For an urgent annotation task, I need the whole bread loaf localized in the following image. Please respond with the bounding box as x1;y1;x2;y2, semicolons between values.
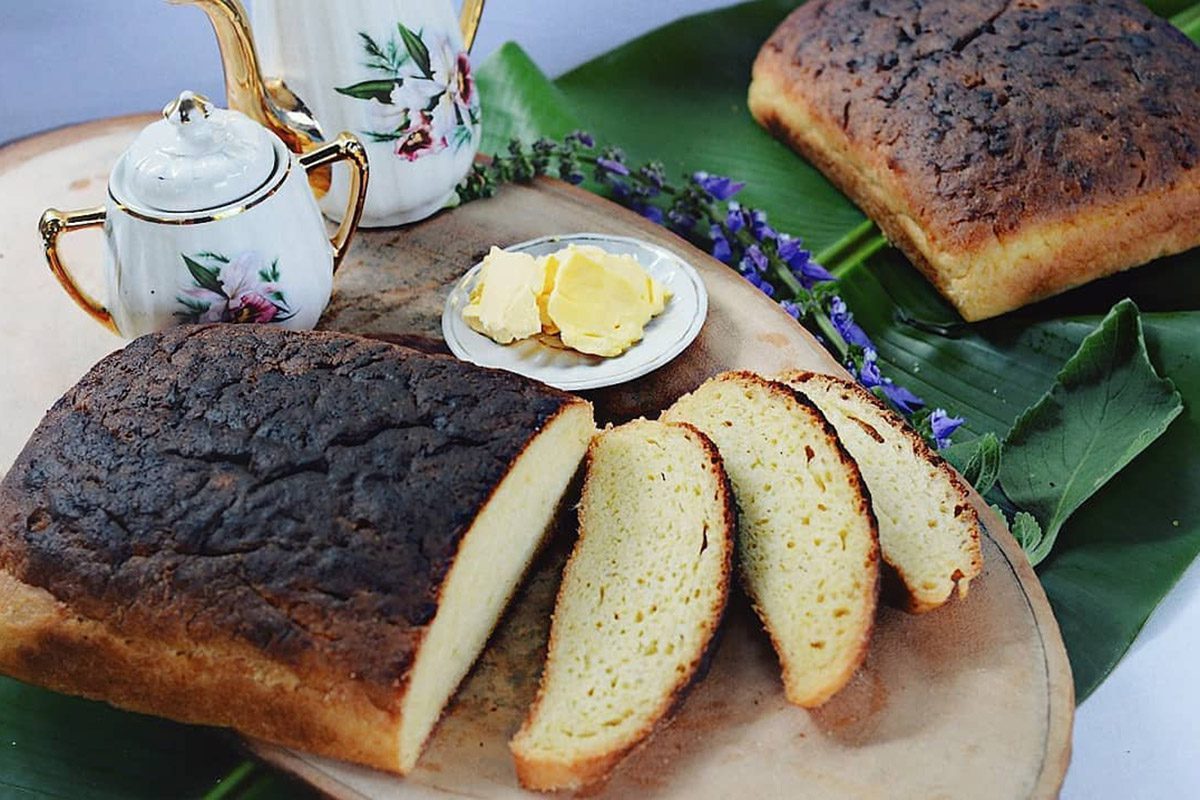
750;0;1200;320
0;325;595;774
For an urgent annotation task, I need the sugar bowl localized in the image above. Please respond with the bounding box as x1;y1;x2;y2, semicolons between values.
39;90;369;337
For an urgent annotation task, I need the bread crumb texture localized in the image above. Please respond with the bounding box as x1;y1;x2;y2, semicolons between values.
663;372;879;707
780;372;983;613
512;419;733;792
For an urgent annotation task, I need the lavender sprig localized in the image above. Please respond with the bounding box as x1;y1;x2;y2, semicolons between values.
458;133;965;449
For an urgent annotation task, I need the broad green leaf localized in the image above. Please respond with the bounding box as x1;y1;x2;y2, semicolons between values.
1172;3;1200;38
182;254;225;297
836;251;1200;697
334;79;400;103
1000;300;1184;565
943;432;1001;495
1149;0;1200;16
398;23;432;79
476;43;583;154
0;677;241;798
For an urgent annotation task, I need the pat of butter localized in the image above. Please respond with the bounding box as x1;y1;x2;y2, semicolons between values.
537;252;561;335
462;247;546;344
546;245;671;357
462;243;671;358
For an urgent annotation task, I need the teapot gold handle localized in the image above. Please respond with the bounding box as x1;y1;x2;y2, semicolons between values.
460;0;487;52
299;133;370;274
39;207;119;335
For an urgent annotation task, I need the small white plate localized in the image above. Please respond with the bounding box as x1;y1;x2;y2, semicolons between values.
442;233;708;391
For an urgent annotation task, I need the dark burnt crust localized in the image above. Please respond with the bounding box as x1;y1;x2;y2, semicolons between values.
784;370;984;612
513;419;735;792
0;325;579;692
757;0;1200;248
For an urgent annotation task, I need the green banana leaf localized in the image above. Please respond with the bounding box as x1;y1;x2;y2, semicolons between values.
3;2;1199;797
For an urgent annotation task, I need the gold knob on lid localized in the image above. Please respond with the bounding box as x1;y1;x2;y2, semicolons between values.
163;90;214;126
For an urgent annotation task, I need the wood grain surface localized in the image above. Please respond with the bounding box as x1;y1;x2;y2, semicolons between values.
0;117;1072;799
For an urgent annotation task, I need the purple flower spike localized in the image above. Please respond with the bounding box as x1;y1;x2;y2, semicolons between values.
710;224;733;264
636;203;664;225
596;157;630;176
693;171;746;201
929;408;965;449
750;209;776;241
740;243;769;276
779;236;835;286
799;259;835;286
829;297;873;349
668;208;697;234
569;131;595;148
725;202;746;234
744;271;775;297
858;349;883;387
777;234;802;261
780;300;802;320
882;382;925;415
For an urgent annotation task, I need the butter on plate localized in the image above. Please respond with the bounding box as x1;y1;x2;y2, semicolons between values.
462;248;547;344
464;244;671;358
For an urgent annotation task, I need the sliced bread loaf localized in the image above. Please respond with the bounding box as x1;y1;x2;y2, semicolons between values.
662;372;879;707
511;419;735;792
0;326;596;774
779;371;983;613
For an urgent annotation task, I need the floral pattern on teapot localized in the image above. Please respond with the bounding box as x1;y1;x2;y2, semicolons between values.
175;250;296;324
335;23;479;162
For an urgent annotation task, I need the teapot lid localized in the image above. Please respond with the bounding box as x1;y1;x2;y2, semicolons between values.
114;91;279;213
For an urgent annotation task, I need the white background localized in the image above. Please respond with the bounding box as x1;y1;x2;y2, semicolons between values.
2;2;1198;797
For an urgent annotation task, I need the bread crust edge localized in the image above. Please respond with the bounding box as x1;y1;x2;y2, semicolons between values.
781;371;985;614
0;569;405;771
713;372;880;708
509;419;736;794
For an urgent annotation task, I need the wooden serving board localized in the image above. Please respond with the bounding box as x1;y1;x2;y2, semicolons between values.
0;118;1073;799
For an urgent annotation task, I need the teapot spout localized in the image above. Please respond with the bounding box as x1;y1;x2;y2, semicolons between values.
169;0;324;158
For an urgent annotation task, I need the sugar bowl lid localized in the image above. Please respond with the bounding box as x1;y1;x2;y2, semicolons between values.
113;91;280;214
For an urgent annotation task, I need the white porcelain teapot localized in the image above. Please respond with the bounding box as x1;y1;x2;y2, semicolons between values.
174;0;486;228
39;91;368;338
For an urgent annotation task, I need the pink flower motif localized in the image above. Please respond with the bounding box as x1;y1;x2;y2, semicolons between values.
226;291;279;323
394;111;448;161
177;250;292;325
455;52;475;108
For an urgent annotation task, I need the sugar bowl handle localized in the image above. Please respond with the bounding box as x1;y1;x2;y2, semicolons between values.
299;133;369;273
39;207;119;334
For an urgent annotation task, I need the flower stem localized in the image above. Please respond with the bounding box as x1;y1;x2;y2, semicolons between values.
202;760;259;800
814;218;887;276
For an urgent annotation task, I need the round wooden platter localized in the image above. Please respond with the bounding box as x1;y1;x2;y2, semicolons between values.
0;118;1072;799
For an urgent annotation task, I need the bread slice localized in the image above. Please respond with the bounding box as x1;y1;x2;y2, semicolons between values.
749;0;1200;321
511;420;735;792
778;372;983;613
662;372;878;707
0;325;596;775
